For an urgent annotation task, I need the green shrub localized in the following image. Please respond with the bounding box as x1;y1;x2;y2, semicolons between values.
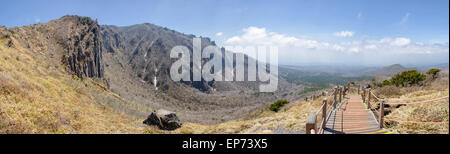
390;70;426;87
79;17;93;25
426;68;440;78
269;100;289;112
377;80;392;87
3;33;9;39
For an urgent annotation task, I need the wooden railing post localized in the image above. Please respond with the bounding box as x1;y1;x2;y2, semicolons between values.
322;98;327;129
362;89;366;104
367;88;371;109
360;89;363;101
333;87;338;108
339;87;342;104
379;99;385;128
343;86;347;96
306;114;317;134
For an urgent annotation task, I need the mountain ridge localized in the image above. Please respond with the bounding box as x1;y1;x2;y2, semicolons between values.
100;21;304;123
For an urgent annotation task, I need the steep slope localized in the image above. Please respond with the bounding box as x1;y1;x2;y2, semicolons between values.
0;16;144;133
100;24;304;124
10;15;104;78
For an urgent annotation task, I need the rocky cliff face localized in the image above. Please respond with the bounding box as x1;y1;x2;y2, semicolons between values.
9;15;104;78
56;16;104;78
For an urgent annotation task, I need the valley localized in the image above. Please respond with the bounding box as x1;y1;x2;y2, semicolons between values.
1;15;448;134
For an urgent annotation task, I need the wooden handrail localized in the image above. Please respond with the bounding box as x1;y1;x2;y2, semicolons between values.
361;88;383;128
305;114;317;134
306;88;338;134
315;102;326;115
367;88;371;109
361;87;449;129
320;98;327;133
370;91;381;101
307;98;328;134
379;99;385;128
333;87;338;108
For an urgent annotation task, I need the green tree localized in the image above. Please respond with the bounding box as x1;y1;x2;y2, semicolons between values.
426;68;440;79
377;80;392;87
269;100;289;112
390;70;426;87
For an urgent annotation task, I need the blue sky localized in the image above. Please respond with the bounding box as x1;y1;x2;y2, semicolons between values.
1;0;448;66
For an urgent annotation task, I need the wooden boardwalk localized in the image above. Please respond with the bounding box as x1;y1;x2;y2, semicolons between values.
322;94;395;134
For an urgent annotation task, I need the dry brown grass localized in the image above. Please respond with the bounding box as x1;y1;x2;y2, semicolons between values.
370;73;449;134
374;85;402;98
1;36;144;134
384;89;449;134
143;95;330;134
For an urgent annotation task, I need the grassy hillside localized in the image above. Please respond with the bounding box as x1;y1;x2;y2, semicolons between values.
368;70;449;134
382;89;449;134
0;32;145;134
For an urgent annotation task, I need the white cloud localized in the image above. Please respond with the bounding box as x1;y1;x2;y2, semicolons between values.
333;31;354;37
225;26;323;48
364;44;377;49
215;32;223;36
332;44;345;51
375;37;411;46
379;37;392;44
226;36;241;43
222;26;449;65
391;37;411;46
349;47;360;53
241;27;268;41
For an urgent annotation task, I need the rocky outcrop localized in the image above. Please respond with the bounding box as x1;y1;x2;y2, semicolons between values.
56;16;104;78
4;15;104;79
7;39;13;47
143;109;182;130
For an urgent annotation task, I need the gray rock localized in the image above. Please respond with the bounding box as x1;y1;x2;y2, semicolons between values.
57;15;104;78
7;39;13;47
143;109;182;130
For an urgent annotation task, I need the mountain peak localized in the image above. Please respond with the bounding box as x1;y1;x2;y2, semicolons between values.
58;15;97;25
387;64;406;69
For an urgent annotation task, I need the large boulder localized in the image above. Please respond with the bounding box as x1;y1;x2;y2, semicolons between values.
143;109;182;130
